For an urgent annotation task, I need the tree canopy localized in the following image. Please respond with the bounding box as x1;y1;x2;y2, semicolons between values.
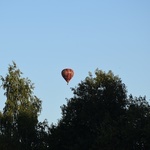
0;62;48;150
0;63;150;150
49;69;150;150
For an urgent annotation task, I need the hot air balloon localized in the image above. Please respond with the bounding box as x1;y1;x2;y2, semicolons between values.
61;68;74;84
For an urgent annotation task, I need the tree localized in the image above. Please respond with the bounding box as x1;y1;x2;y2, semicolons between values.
0;62;42;149
1;63;150;149
49;69;128;149
122;95;150;149
49;69;150;150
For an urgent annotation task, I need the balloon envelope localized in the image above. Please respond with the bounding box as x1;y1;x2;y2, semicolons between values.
61;68;74;84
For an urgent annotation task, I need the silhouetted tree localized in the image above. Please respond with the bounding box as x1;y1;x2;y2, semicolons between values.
49;69;150;150
1;63;150;150
121;95;150;150
49;69;127;149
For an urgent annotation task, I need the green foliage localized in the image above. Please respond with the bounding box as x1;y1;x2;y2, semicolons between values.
1;63;150;149
0;62;44;149
1;62;41;117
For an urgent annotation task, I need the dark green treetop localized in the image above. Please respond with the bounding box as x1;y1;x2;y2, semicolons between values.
49;69;127;149
49;69;150;150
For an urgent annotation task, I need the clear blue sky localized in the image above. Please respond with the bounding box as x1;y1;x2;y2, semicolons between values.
0;0;150;124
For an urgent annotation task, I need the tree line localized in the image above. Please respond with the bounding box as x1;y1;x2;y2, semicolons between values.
0;62;150;150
